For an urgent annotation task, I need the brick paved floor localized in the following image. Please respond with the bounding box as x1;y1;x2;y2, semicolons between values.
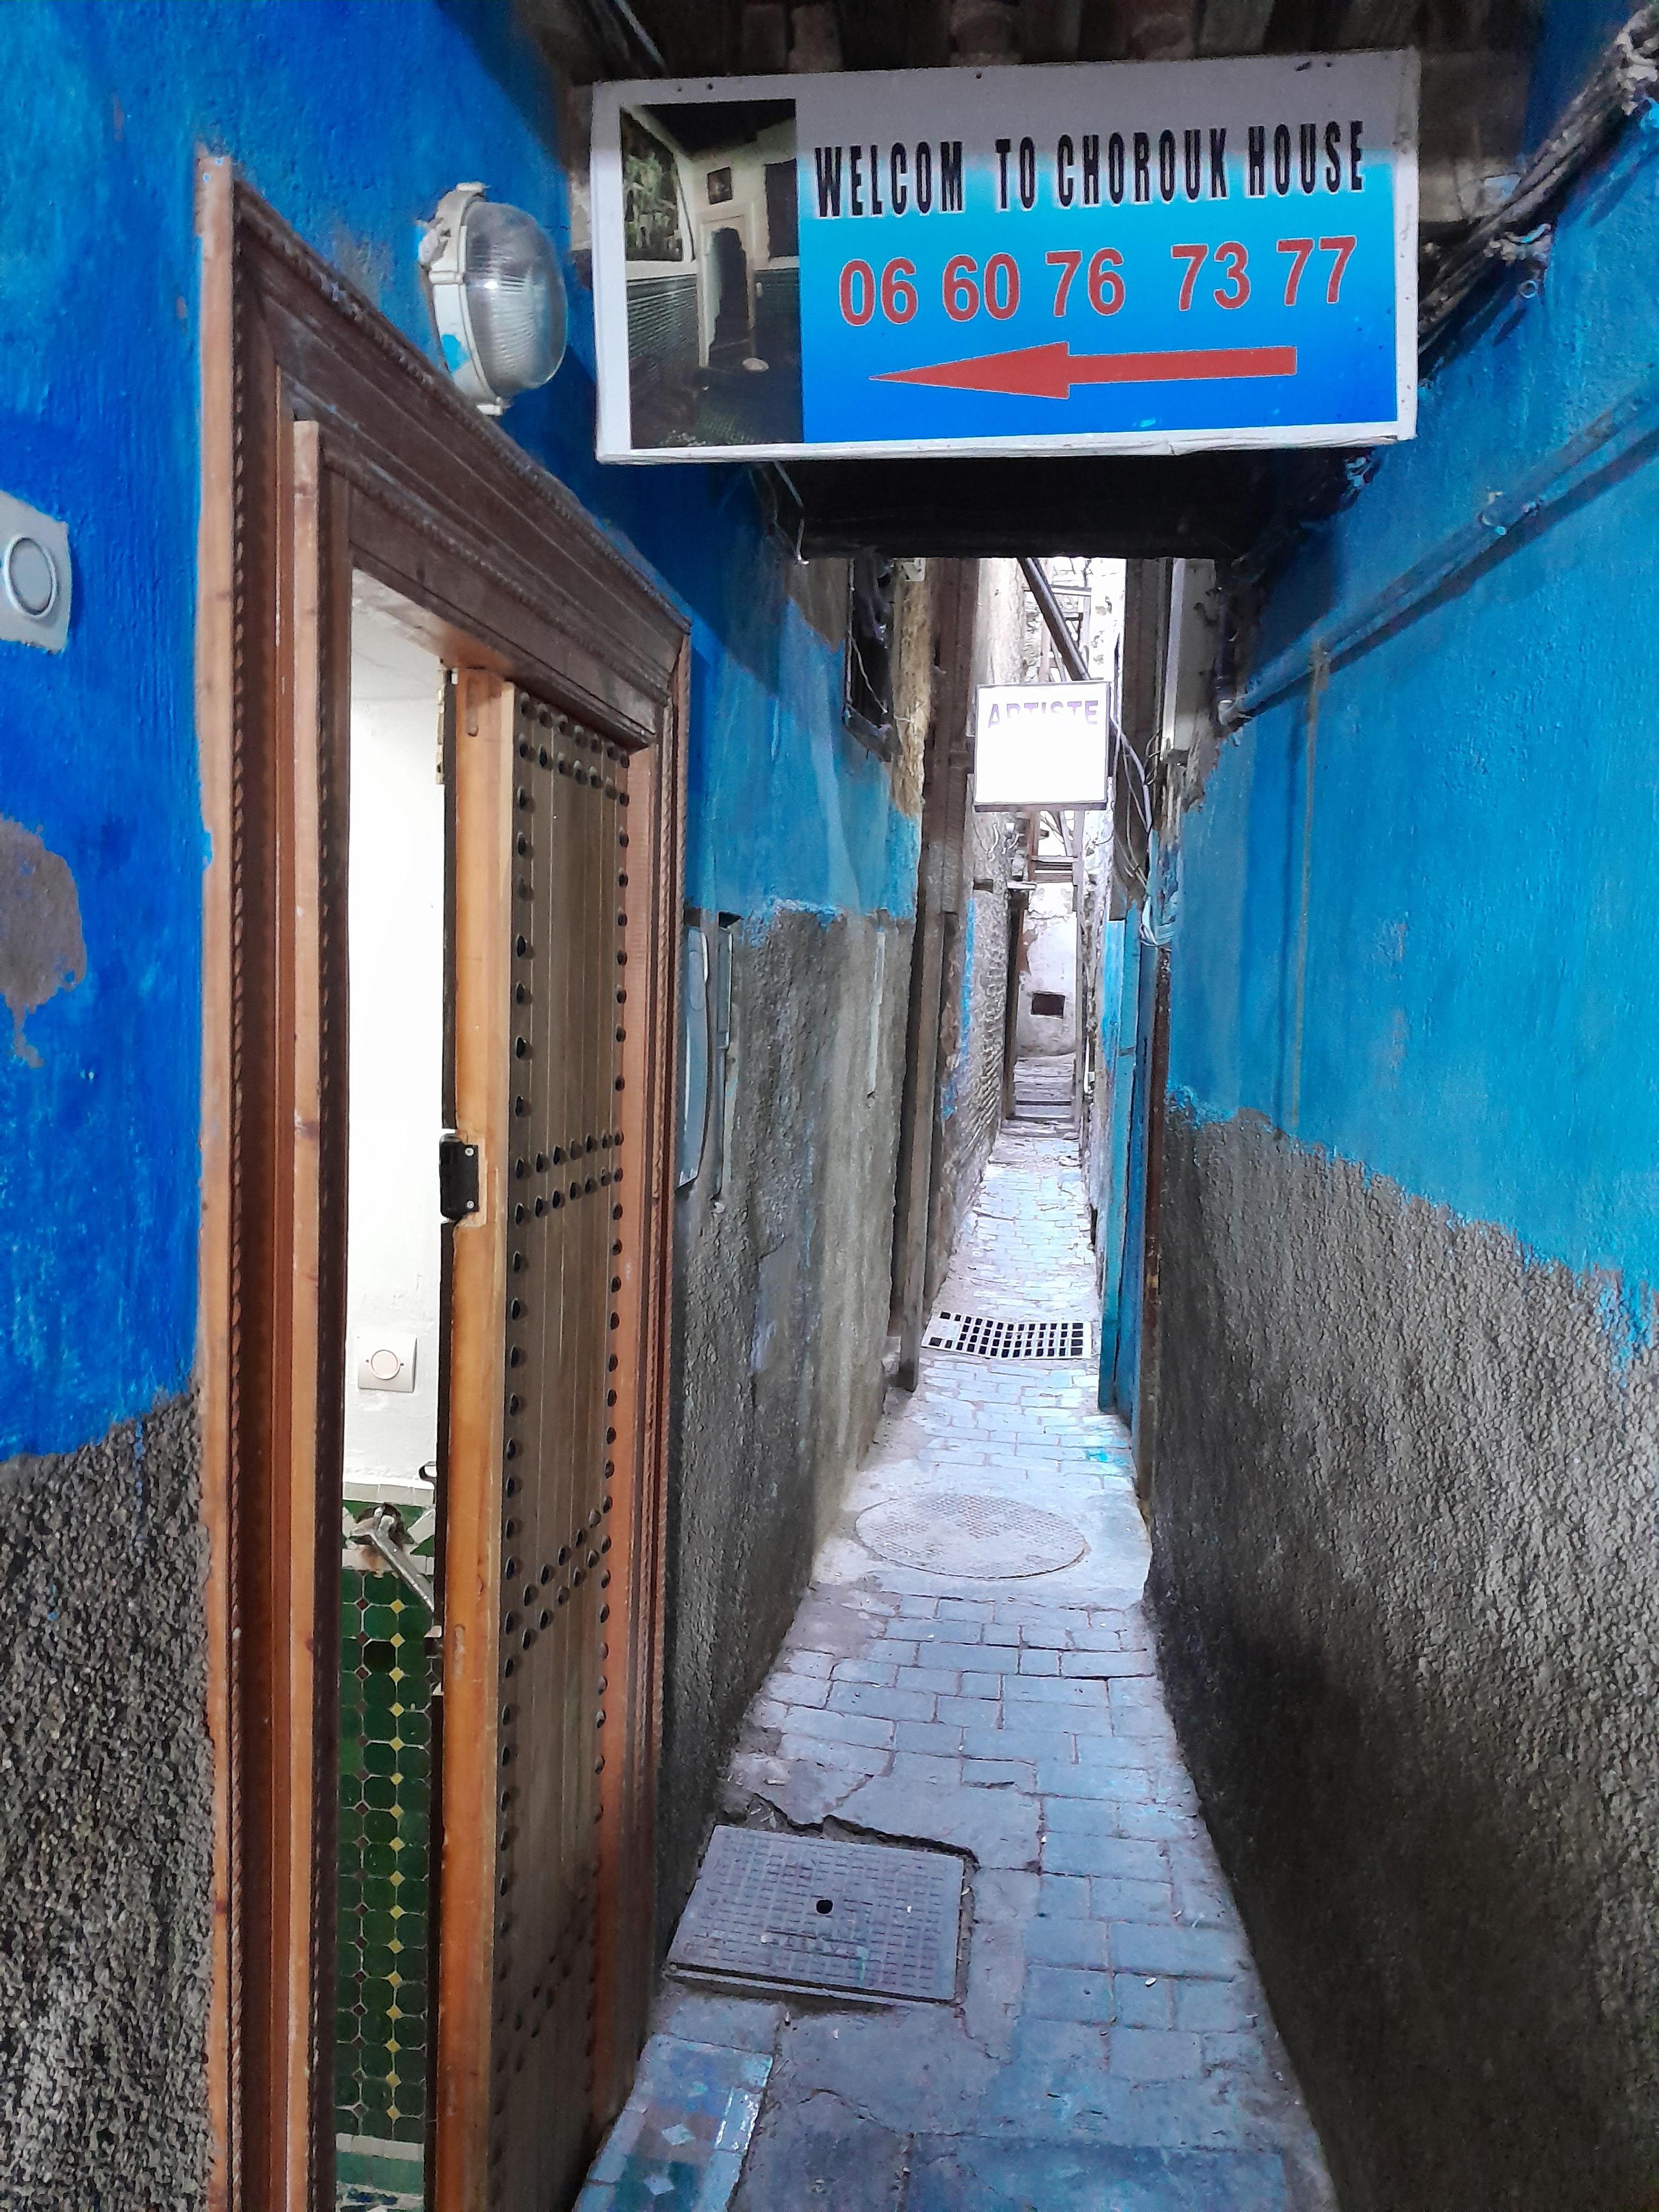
581;1127;1333;2212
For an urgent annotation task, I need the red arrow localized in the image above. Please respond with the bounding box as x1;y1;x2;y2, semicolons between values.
873;339;1297;399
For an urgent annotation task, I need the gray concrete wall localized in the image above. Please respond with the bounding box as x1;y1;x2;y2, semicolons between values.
660;909;913;1930
0;1393;213;2206
930;812;1017;1304
1149;1105;1659;2211
924;563;1028;1306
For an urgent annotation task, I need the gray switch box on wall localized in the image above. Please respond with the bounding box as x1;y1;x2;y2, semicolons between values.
0;488;72;652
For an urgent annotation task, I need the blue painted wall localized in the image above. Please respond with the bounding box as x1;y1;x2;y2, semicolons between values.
1168;54;1659;1339
0;0;916;1459
1113;920;1157;1423
1523;0;1632;149
1095;911;1139;1409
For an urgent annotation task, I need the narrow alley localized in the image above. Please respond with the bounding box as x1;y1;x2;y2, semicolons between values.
580;1121;1330;2211
4;9;1657;2212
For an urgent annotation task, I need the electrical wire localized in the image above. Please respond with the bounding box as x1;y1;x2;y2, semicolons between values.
1111;716;1154;834
1422;5;1659;342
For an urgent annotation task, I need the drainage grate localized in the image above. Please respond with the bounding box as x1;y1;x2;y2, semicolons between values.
924;1311;1094;1362
668;1828;963;2003
856;1492;1089;1579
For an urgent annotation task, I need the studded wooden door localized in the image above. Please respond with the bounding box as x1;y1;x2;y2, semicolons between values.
199;163;683;2212
436;677;656;2212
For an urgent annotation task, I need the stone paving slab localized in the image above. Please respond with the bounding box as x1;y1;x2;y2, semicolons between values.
585;1125;1333;2210
906;2139;1293;2210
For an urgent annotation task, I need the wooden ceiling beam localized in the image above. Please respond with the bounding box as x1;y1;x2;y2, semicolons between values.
1327;0;1418;43
1197;0;1276;54
1077;0;1197;61
1018;0;1085;62
832;0;951;67
786;453;1304;561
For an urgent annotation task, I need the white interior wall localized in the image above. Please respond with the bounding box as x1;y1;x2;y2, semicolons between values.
1017;888;1077;1057
342;595;445;1496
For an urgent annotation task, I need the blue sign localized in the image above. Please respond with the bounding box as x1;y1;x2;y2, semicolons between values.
593;52;1416;462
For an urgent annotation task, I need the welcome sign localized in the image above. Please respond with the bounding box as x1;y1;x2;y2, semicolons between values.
591;50;1417;463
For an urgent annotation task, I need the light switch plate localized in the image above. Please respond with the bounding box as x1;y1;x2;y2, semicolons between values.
356;1332;417;1393
0;488;71;653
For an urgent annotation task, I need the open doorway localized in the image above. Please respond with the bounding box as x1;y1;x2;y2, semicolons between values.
1009;823;1079;1130
332;591;447;2204
195;164;687;2212
330;582;661;2209
704;225;751;366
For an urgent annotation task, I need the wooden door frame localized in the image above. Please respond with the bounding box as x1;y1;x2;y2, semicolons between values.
195;156;686;2211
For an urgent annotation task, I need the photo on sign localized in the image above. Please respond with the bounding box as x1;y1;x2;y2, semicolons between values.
619;97;802;449
974;684;1111;811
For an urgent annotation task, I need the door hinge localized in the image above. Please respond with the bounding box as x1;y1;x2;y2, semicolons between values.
439;1135;480;1223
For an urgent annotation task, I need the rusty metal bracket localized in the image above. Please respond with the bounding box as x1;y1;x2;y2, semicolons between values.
348;1503;439;1631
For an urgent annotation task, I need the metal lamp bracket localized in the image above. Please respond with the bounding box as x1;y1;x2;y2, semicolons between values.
419;182;505;415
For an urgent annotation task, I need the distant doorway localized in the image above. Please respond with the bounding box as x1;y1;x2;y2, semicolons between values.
1010;879;1077;1128
706;226;751;365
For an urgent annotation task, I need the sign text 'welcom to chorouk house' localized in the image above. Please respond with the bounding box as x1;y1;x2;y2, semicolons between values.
590;50;1418;464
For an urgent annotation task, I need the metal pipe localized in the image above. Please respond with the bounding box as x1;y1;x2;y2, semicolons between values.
1018;555;1090;683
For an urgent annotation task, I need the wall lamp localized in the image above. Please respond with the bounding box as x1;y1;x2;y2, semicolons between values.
419;183;567;415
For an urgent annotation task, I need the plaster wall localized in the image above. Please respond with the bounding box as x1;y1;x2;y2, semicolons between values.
1153;1113;1658;2210
0;1;921;2179
342;607;445;1490
0;0;919;1468
931;826;1012;1287
927;561;1028;1296
1014;892;1076;1058
662;907;912;1925
0;1395;211;2205
972;560;1028;693
1153;52;1659;2206
1088;911;1136;1342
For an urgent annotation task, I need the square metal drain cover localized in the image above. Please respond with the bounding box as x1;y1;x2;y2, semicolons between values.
924;1311;1095;1362
668;1828;963;2002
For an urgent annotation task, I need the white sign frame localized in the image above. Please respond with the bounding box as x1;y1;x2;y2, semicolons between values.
590;52;1418;465
974;683;1113;811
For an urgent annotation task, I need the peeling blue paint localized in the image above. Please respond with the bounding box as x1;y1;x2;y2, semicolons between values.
1095;913;1139;1409
1524;0;1635;151
686;594;919;921
1114;921;1158;1424
0;0;915;1458
1169;98;1659;1348
937;899;979;1124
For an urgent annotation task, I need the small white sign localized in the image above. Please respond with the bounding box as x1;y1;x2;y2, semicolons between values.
974;683;1110;809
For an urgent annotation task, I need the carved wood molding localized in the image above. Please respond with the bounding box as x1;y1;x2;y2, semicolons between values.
197;155;686;2212
232;176;686;745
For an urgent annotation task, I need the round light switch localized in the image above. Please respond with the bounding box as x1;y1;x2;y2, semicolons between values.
368;1347;403;1381
3;534;59;621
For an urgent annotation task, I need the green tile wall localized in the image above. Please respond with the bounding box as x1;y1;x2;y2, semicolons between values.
336;1508;437;2204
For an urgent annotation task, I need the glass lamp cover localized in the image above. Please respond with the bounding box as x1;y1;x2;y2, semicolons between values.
463;200;567;402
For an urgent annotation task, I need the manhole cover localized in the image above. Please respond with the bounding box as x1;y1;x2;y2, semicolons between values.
924;1311;1095;1362
855;1492;1088;1579
668;1828;962;2002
